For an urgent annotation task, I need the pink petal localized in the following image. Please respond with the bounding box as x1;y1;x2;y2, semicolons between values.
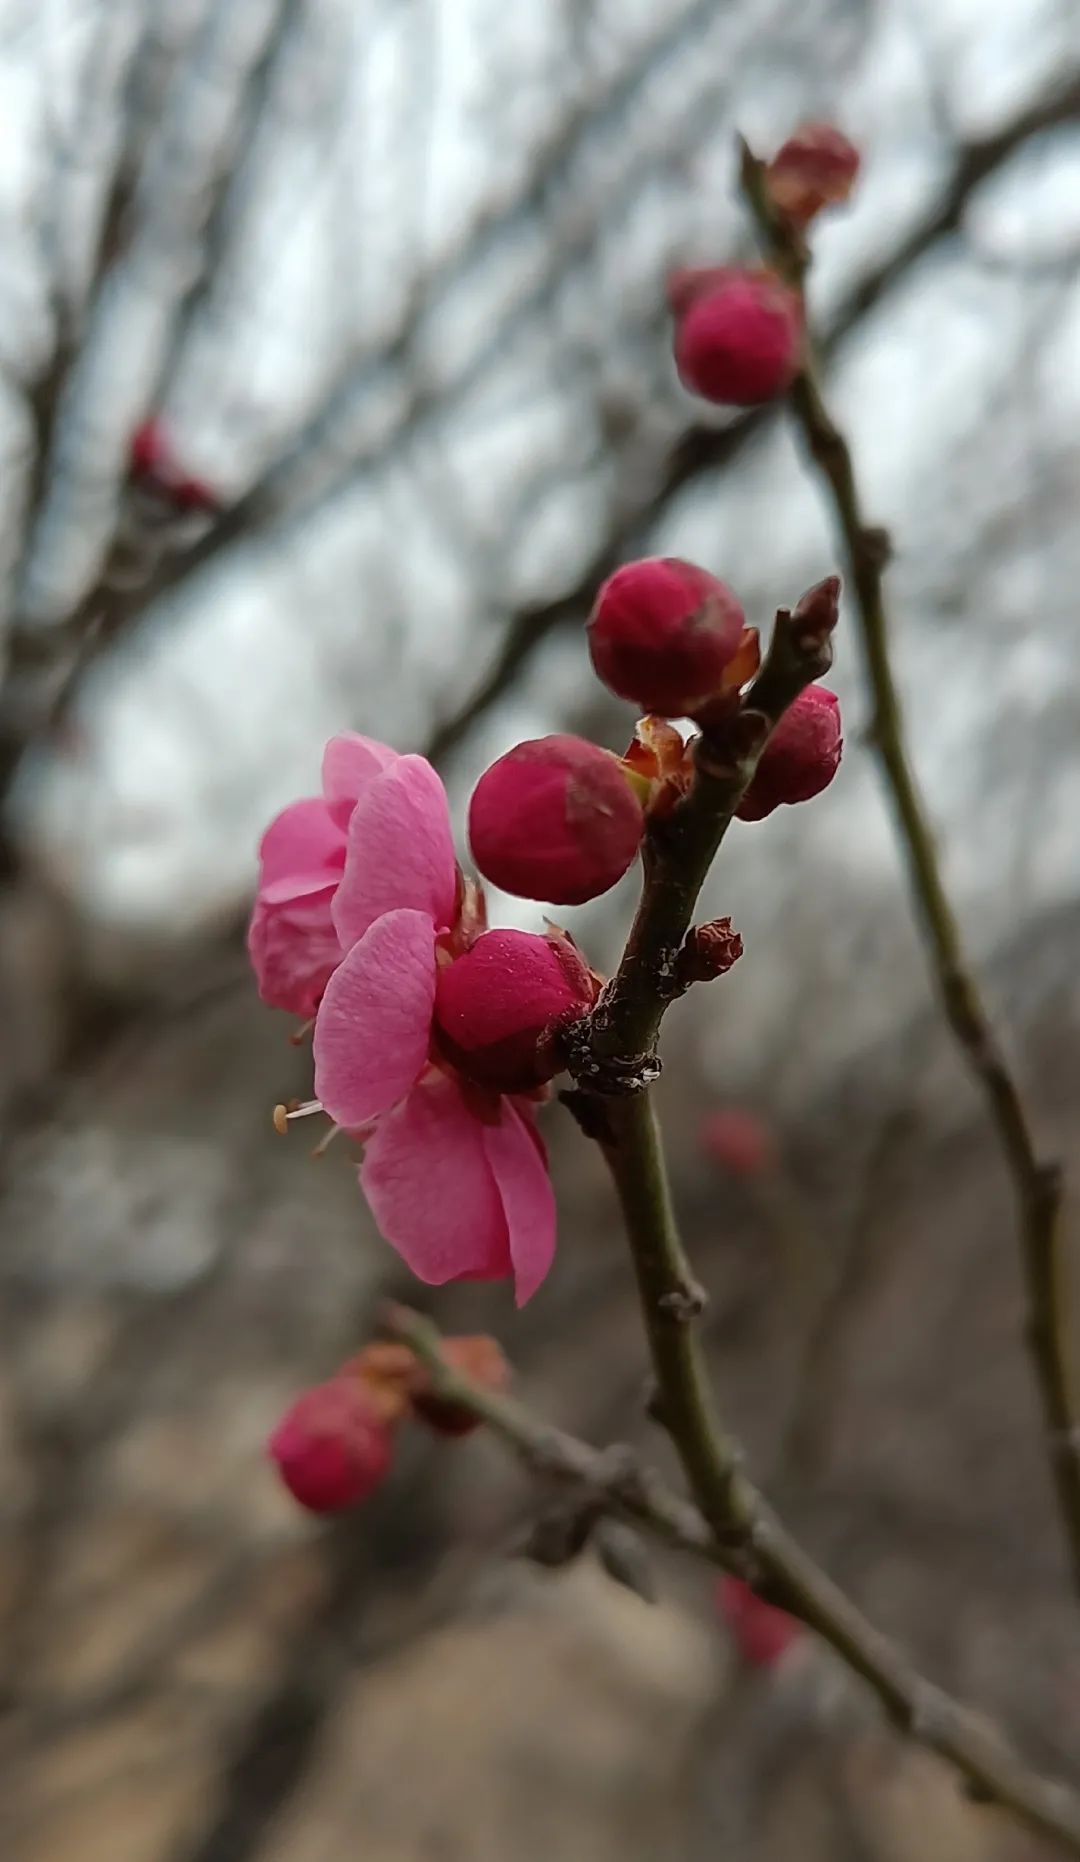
257;797;345;891
360;1072;511;1286
321;733;400;828
313;909;436;1127
258;869;345;907
482;1102;556;1305
332;755;458;950
247;882;341;1016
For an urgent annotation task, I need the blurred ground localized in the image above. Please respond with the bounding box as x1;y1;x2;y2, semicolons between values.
1;901;1078;1860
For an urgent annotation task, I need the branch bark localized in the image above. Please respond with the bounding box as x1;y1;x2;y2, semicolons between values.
737;136;1080;1604
386;1303;1080;1855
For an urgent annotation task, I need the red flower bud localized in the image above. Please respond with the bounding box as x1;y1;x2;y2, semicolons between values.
435;926;595;1091
737;685;842;821
673;268;802;406
766;122;859;227
678;919;743;988
717;1575;799;1667
587;557;746;718
129;417;218;515
268;1378;392;1513
468;735;645;905
411;1334;511;1437
699;1108;772;1177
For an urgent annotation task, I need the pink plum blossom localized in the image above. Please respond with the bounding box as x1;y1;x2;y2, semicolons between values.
304;748;557;1305
247;733;399;1016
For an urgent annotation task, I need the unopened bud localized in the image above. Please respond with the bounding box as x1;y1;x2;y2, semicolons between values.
677;918;743;988
129;417;218;515
717;1574;799;1667
588;557;746;719
268;1378;393;1514
672;268;802;407
790;574;841;651
765;122;859;227
468;735;645;905
737;685;842;821
434;926;596;1092
595;1520;657;1603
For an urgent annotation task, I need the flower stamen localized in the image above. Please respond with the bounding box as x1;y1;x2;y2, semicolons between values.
273;1098;325;1135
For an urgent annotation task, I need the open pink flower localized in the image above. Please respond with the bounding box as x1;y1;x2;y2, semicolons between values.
247;733;399;1016
310;751;557;1305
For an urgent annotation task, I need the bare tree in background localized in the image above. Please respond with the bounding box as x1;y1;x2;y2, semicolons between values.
1;3;1080;1858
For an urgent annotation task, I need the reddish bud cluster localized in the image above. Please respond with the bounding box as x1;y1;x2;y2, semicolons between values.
434;925;596;1092
588;557;745;718
129;418;218;515
269;1332;511;1513
765;122;860;227
737;685;842;821
468;734;644;905
670;267;802;407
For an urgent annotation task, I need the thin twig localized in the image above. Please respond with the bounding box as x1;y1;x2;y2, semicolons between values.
738;138;1080;1602
385;1304;1080;1854
424;75;1080;763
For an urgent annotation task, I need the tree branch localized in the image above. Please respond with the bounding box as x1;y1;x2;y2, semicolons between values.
425;73;1080;762
737;137;1080;1603
385;1303;1080;1855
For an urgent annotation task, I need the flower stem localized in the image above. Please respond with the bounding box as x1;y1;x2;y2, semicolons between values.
604;1092;749;1538
738;138;1080;1603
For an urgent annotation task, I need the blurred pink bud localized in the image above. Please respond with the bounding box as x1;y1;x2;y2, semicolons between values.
588;557;746;718
737;685;842;821
468;734;645;905
129;417;218;515
699;1108;772;1177
435;925;596;1092
130;417;168;479
268;1378;393;1513
766;122;860;227
673;269;802;406
717;1575;799;1667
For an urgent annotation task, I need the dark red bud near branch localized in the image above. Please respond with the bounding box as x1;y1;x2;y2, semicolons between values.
765;123;860;228
677;918;743;987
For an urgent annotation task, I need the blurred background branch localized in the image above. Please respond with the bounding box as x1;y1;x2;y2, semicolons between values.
1;4;1079;1860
